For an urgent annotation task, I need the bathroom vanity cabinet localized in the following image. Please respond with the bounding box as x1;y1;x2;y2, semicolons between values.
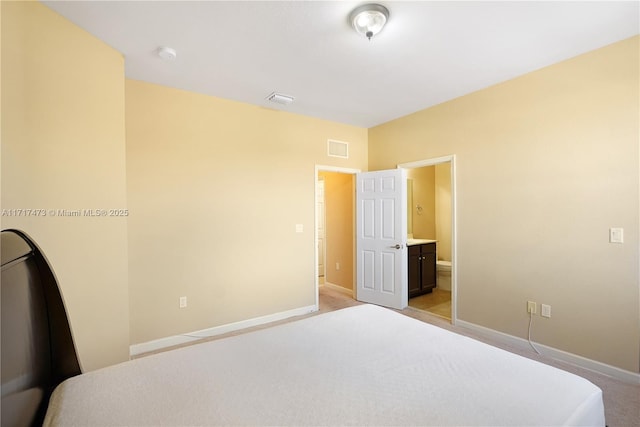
408;242;436;298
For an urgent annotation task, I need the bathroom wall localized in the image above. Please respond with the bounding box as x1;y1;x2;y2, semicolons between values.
407;164;452;262
435;163;452;262
406;167;435;239
318;171;354;291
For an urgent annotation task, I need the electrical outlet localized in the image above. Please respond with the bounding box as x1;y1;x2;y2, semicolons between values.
335;262;340;271
541;304;551;318
527;301;536;314
179;296;187;308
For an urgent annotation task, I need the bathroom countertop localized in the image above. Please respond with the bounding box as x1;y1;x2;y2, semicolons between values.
406;239;437;246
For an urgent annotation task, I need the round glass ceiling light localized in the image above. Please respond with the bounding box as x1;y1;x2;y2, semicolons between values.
349;4;389;40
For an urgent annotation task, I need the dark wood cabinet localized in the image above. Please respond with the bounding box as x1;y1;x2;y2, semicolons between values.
408;243;436;298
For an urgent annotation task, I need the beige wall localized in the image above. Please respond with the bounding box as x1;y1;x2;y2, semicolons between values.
435;163;452;262
126;80;367;344
1;1;130;371
407;167;436;239
318;171;354;290
370;37;640;373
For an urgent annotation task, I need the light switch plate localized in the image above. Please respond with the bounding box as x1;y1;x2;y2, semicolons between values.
295;224;304;233
609;228;623;243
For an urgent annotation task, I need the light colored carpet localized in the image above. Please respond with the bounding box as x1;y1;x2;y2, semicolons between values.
138;286;639;427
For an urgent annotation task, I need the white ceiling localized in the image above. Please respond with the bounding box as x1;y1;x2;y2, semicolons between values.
43;1;639;128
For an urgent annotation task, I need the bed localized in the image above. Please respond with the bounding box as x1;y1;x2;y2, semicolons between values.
1;230;605;426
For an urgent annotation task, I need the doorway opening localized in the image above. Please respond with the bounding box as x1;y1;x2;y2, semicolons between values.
314;166;360;309
399;156;456;324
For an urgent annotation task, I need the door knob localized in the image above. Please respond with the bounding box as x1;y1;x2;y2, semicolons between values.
389;244;403;249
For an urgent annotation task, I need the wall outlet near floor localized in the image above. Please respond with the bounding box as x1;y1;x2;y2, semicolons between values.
527;301;536;314
541;304;551;318
179;296;187;308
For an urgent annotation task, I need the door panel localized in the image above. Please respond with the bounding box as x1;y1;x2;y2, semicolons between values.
356;169;407;309
362;199;375;238
381;199;395;238
362;250;375;290
381;252;395;293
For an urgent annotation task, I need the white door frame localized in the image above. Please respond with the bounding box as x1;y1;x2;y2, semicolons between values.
398;155;458;324
314;165;361;310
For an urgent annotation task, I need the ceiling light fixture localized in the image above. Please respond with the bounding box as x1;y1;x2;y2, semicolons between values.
349;4;389;41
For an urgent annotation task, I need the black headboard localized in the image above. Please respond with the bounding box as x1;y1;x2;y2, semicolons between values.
1;229;81;427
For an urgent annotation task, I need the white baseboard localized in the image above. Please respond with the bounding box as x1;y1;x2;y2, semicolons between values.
322;281;354;297
456;319;640;385
130;304;318;357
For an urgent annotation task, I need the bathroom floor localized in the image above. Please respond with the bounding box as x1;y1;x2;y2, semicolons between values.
409;288;452;320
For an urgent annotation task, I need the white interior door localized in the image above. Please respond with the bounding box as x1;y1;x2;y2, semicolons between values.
356;169;407;309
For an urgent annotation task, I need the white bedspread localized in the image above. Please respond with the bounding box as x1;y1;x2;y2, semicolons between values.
44;304;604;426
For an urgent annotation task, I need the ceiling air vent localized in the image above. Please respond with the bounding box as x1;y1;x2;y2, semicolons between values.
266;92;294;105
327;139;349;159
